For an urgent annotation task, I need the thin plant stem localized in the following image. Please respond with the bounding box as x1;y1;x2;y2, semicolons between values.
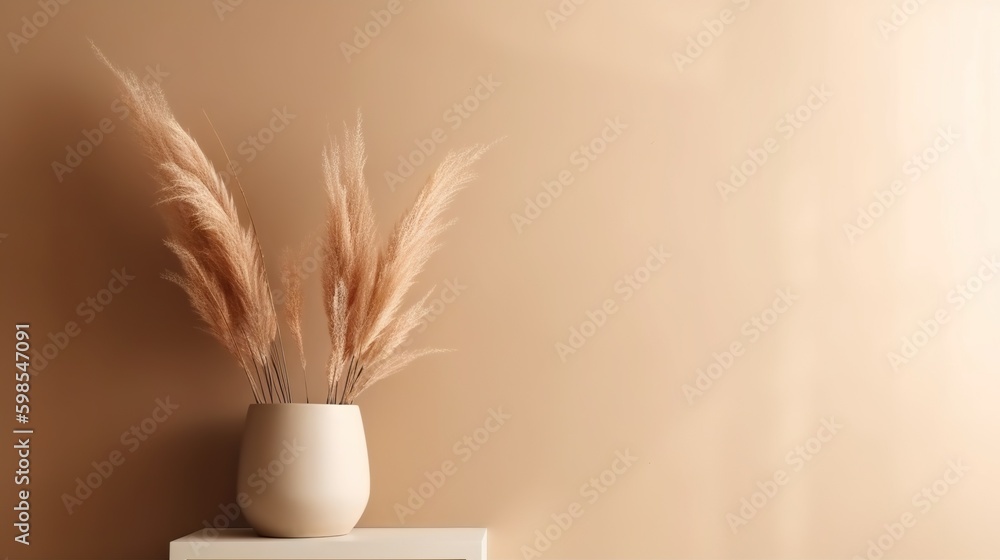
218;310;263;403
269;352;288;403
202;110;294;404
344;357;363;404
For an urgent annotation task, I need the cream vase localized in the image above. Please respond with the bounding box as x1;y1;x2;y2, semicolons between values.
237;403;370;537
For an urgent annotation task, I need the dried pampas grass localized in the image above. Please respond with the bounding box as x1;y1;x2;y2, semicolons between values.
311;114;490;403
96;45;291;403
98;47;489;405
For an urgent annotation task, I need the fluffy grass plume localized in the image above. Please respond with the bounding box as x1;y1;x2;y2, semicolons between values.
97;48;488;405
310;114;490;403
95;45;291;404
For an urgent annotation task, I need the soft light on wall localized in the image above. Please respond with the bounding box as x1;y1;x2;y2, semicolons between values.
1;1;999;558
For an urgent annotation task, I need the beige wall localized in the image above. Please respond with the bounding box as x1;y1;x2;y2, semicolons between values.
2;0;1000;558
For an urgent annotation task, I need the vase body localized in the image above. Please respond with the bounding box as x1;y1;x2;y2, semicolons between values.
237;403;370;537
